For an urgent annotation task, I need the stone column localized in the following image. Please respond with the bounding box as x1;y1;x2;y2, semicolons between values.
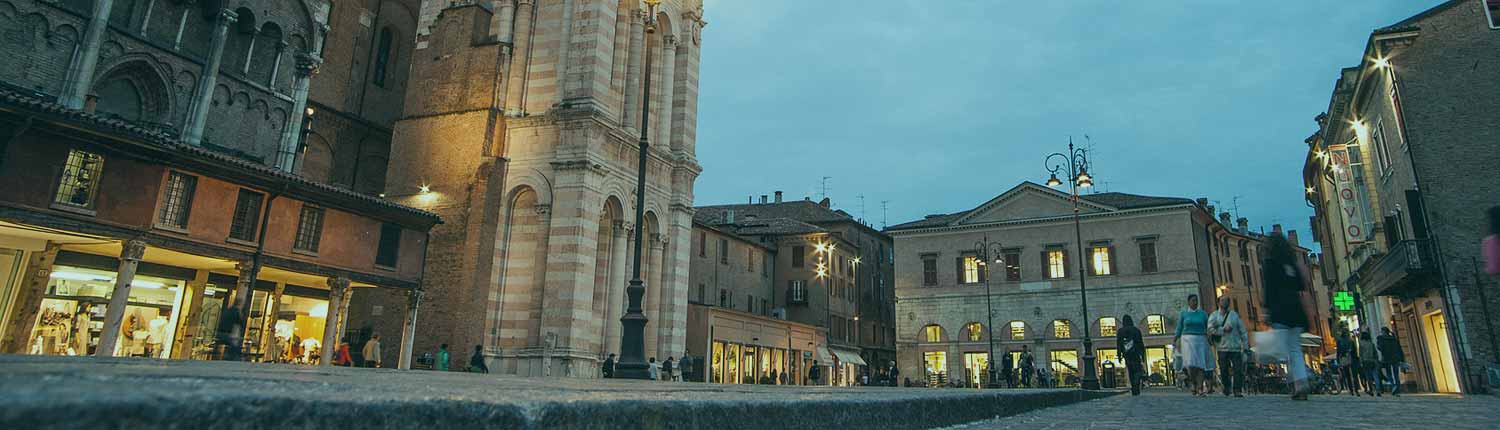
259;283;285;362
503;0;536;114
646;233;665;360
182;9;238;146
170;270;211;359
655;35;678;151
0;244;59;354
604;221;627;356
398;289;422;370
493;1;516;43
60;0;116;109
320;277;350;366
621;10;645;132
275;53;323;172
96;239;147;357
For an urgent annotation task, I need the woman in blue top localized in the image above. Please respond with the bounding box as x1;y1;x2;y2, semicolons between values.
1174;294;1211;396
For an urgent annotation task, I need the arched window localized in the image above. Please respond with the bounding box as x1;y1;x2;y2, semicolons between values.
923;324;943;343
1098;317;1118;337
250;23;283;86
1145;314;1165;335
95;78;144;121
372;27;394;87
965;322;983;342
1008;321;1026;340
1053;320;1072;339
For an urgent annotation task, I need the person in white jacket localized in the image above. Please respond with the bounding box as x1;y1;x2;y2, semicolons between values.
1207;296;1248;397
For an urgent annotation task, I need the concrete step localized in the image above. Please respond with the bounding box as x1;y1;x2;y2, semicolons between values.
0;355;1115;429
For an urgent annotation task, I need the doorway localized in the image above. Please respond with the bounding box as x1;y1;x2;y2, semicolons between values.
1423;311;1461;393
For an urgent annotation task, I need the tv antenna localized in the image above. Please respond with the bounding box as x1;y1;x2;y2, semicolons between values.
881;200;890;229
820;176;832;200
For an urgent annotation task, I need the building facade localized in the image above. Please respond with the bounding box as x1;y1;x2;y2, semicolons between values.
0;0;441;367
1302;0;1500;394
889;183;1322;388
382;0;705;377
692;194;897;386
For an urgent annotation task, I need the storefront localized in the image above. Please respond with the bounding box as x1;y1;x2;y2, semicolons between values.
922;350;947;386
25;251;198;358
962;352;988;388
830;346;865;386
686;304;825;385
1049;349;1078;387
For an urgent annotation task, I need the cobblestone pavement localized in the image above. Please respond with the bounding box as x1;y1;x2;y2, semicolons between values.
951;388;1498;430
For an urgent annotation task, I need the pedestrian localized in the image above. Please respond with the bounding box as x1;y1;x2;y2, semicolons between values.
1261;233;1315;400
861;372;869;386
1174;293;1211;396
888;361;900;387
334;337;353;366
648;357;660;381
680;355;694;382
466;345;488;373
1019;346;1035;388
1117;314;1146;396
1358;331;1381;397
809;360;822;385
1484;206;1499;275
1377;327;1405;396
215;306;244;361
1208;296;1248;397
361;334;382;368
662;357;675;382
1336;328;1359;396
436;343;451;371
780;370;788;385
999;352;1014;388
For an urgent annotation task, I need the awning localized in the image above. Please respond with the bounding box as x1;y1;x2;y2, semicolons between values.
815;346;834;363
831;347;867;366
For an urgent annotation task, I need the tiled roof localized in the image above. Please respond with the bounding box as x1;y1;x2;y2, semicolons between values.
695;200;856;225
1373;0;1461;35
0;87;442;226
885;212;965;231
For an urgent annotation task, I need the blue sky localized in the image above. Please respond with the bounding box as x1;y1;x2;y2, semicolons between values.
694;0;1445;236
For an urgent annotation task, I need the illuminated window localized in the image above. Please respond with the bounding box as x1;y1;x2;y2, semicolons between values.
1145;314;1165;335
1009;321;1026;340
1090;246;1112;275
961;255;981;284
966;322;983;341
923;351;947;378
1053;320;1071;339
54;149;104;209
1047;249;1067;279
1099;317;1117;337
924;324;943;343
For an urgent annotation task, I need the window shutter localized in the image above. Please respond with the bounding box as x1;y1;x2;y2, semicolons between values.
1063;249;1070;278
1086;247;1095;275
955;257;964;284
1108;246;1118;275
977;256;987;283
1040;251;1049;279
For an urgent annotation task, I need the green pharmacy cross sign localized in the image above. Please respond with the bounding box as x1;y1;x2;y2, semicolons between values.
1334;291;1355;312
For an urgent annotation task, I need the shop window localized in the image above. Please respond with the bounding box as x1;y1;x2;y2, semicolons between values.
1487;0;1500;29
155;172;197;229
1099;317;1117;337
1053;320;1072;339
923;324;943;343
228;189;265;242
1003;248;1022;281
293;205;325;253
53;149;105;210
375;222;402;267
1138;241;1158;273
923;351;947;380
966;322;983;341
1145;314;1165;335
32;266;186;357
1050;349;1079;387
1009;320;1026;340
921;255;937;286
1045;248;1067;279
963;352;989;388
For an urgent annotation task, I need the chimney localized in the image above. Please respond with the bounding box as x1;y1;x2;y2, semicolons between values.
760;195;768;204
1236;217;1249;233
819;197;831;208
748;196;754;204
1196;198;1209;207
774;191;783;203
1206;205;1216;216
1288;229;1300;247
725;209;735;224
1272;224;1284;235
1219;212;1231;225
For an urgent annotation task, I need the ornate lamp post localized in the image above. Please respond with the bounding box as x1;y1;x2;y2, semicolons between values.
815;240;835;385
972;235;1003;388
1044;138;1100;390
616;0;662;380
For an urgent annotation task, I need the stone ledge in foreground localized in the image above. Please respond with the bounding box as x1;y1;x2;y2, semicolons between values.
0;355;1115;429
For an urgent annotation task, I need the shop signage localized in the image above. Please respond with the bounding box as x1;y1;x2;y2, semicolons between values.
1328;144;1366;244
1334;291;1355;312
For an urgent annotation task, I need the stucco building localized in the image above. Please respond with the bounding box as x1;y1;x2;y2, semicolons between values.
889;182;1316;388
381;0;705;377
1301;0;1500;394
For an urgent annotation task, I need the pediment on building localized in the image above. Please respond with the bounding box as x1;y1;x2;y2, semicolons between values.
952;182;1114;225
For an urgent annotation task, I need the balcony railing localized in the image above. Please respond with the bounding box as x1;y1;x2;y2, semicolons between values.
1360;239;1438;298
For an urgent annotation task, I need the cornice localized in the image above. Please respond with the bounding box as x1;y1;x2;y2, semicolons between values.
889;204;1194;237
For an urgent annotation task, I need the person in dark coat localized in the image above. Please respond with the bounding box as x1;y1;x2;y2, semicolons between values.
1261;233;1313;400
1019;346;1035;388
1336;329;1360;396
602;353;616;378
999;351;1015;388
469;345;489;373
1117;314;1146;395
1377;327;1405;396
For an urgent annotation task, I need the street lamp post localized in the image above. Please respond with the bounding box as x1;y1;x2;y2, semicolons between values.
616;0;662;380
973;235;1004;388
1044;138;1100;390
815;240;835;385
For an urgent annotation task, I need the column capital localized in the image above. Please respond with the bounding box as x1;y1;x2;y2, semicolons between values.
120;239;147;262
650;233;667;248
633;9;648;23
294;53;323;77
327;276;351;296
216;9;239;26
612;220;627;236
534;204;551;216
662;35;679;47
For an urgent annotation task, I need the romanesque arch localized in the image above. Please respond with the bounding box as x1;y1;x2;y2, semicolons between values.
592;196;626;356
91;57;174;125
498;186;550;356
